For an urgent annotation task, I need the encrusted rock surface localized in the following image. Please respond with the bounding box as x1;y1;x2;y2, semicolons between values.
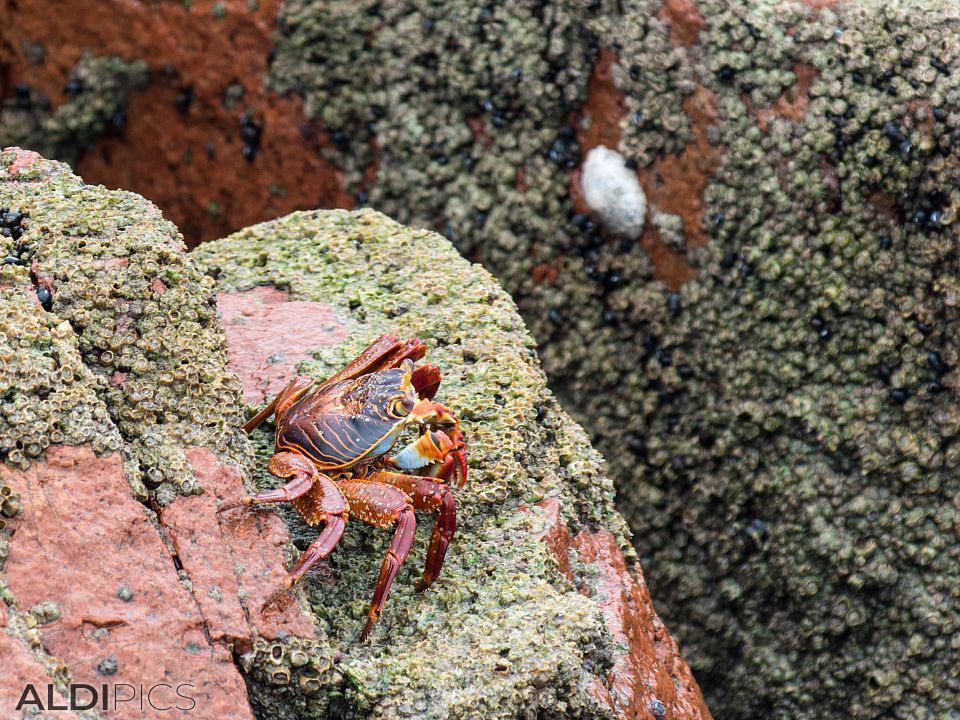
0;149;708;720
247;4;960;718
10;2;960;717
0;0;351;242
0;147;313;719
194;208;710;720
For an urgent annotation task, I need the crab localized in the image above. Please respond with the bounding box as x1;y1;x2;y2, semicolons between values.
222;334;467;641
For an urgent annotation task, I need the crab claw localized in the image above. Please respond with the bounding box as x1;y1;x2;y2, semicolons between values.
444;429;468;488
408;399;458;429
387;428;467;487
390;430;451;468
410;363;442;400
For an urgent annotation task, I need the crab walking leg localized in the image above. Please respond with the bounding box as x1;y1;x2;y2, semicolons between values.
218;452;321;512
242;375;316;433
264;514;347;610
338;481;417;642
367;471;456;592
320;334;426;388
257;457;350;608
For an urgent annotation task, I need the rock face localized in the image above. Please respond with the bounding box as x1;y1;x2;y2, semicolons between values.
0;147;314;719
0;148;709;720
204;5;960;719
0;0;351;243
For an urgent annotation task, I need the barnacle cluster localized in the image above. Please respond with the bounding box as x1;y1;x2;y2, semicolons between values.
0;286;121;473
0;148;248;500
0;50;148;165
237;636;340;719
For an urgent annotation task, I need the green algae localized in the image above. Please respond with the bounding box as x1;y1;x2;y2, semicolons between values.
0;51;148;166
193;209;627;719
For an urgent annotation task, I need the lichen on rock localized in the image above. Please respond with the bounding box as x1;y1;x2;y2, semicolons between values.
0;146;247;499
0;148;708;720
260;2;960;718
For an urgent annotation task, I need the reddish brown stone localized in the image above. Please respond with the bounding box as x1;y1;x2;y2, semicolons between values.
5;148;45;179
579;48;626;155
657;0;707;48
159;447;316;650
216;286;349;404
2;445;257;720
0;628;80;719
0;0;351;246
636;85;724;289
752;63;818;132
536;499;712;720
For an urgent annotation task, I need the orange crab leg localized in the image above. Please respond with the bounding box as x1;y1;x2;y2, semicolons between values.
242;375;316;433
338;480;416;641
221;452;350;608
368;471;456;592
282;515;347;586
320;334;427;388
218;452;323;510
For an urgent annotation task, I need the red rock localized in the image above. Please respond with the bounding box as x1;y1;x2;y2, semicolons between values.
159;447;315;650
5;149;45;179
0;631;80;719
635;85;723;289
536;499;712;720
216;286;349;404
657;0;707;47
2;445;256;720
577;48;626;158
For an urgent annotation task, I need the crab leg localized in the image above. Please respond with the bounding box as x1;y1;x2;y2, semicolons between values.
222;452;350;608
367;471;456;592
218;452;323;510
242;375;316;433
320;334;426;389
338;480;417;641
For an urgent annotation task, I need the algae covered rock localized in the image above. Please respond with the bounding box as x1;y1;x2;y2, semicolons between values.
0;147;311;719
0;51;148;165
0;148;708;719
193;208;711;720
8;1;960;716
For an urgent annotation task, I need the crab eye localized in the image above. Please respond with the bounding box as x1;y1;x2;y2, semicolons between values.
391;398;412;417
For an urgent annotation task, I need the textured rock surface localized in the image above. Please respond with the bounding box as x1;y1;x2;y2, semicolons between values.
0;0;351;243
193;208;710;720
0;147;312;719
244;4;960;718
12;2;960;715
0;149;708;719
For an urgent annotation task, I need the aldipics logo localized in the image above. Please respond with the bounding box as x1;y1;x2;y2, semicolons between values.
15;683;196;712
